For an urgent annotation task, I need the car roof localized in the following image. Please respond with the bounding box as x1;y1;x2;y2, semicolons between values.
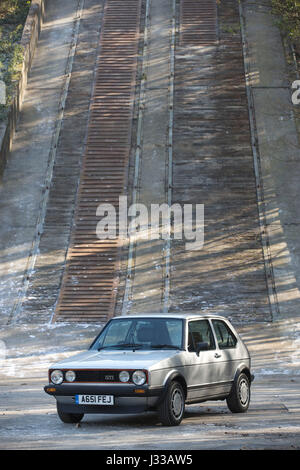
112;312;228;321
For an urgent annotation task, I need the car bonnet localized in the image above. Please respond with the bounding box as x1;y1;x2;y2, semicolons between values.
49;348;183;371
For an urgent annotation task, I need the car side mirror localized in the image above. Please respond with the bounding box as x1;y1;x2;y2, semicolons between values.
196;342;209;355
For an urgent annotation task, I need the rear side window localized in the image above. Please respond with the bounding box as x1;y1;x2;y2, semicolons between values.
212;320;237;349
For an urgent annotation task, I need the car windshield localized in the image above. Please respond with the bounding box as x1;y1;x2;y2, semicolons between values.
90;318;184;351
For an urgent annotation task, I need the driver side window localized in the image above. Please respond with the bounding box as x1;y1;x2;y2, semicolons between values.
188;320;216;352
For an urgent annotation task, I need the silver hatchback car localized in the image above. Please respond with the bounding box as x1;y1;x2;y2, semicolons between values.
45;313;254;426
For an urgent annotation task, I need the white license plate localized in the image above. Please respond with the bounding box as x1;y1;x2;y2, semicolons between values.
75;395;114;405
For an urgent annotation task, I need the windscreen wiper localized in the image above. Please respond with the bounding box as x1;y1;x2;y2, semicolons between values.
150;344;180;350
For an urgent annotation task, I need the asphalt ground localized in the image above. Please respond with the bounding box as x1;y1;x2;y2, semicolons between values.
0;319;299;450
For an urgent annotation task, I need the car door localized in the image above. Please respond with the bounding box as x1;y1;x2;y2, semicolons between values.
211;319;239;383
185;319;223;402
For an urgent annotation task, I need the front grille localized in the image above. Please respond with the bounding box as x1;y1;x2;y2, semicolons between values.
68;370;121;383
49;368;148;384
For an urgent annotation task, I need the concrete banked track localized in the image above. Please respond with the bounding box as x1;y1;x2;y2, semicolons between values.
54;0;141;322
171;0;269;321
55;0;269;323
8;0;271;324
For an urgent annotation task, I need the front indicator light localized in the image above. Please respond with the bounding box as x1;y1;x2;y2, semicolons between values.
132;370;146;386
50;370;63;385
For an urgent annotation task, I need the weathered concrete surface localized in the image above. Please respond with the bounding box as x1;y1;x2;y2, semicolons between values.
0;0;80;325
244;1;289;88
16;0;104;324
123;0;172;314
243;0;300;319
0;0;103;325
0;320;299;450
2;0;298;327
169;0;270;322
0;0;45;177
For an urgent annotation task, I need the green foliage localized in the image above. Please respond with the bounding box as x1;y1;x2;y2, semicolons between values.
0;1;31;25
272;0;300;41
0;0;31;115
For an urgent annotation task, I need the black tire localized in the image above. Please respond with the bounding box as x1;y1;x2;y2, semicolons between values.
158;381;185;426
56;403;84;424
226;372;250;413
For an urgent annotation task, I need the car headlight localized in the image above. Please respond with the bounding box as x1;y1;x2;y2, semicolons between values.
50;370;63;385
132;370;146;386
65;370;76;382
119;370;130;383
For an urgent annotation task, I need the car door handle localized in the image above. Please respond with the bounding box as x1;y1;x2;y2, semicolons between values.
214;353;221;358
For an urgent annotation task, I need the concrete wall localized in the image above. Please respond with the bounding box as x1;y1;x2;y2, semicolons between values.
0;0;46;177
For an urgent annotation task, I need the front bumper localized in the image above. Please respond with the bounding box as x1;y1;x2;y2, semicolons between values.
44;383;165;414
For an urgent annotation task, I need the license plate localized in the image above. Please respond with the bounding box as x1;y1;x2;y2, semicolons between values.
75;395;114;405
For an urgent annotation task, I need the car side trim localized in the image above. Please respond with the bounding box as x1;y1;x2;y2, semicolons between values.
187;379;233;391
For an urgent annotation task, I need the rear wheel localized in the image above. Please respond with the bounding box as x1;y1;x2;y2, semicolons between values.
57;403;84;424
158;381;185;426
226;372;250;413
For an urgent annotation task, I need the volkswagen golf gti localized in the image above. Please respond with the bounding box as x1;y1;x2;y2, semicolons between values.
44;313;254;426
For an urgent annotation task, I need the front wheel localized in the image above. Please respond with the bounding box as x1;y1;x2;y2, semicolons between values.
226;372;250;413
158;381;185;426
57;403;84;424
